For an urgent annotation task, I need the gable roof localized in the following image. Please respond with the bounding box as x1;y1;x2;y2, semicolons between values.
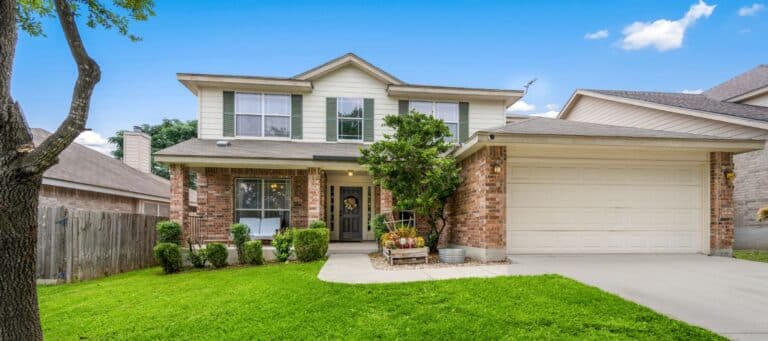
558;89;768;130
293;53;403;85
33;128;171;202
176;53;523;106
703;65;768;102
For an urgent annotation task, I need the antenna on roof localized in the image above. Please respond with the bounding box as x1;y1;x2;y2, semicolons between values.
523;78;537;96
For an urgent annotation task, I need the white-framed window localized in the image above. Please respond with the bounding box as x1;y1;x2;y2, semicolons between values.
337;97;364;141
409;101;459;142
142;201;170;217
235;92;291;138
235;178;291;231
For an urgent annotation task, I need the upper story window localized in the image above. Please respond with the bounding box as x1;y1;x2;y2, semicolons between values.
409;101;459;142
235;93;291;138
337;97;364;141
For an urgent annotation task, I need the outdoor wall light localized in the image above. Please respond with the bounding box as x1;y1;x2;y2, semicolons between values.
492;161;502;174
347;170;354;177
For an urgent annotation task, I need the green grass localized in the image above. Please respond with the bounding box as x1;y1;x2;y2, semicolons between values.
734;249;768;263
38;262;721;340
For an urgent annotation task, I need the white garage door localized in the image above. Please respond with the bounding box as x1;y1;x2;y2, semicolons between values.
506;160;706;254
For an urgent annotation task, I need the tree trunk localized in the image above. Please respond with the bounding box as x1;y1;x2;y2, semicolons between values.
0;171;43;340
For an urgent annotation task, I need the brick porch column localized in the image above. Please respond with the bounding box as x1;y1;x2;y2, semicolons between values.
380;188;393;213
307;168;326;224
170;164;190;241
710;152;735;256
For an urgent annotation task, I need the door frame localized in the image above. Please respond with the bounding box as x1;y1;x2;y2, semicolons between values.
325;172;374;241
339;186;363;241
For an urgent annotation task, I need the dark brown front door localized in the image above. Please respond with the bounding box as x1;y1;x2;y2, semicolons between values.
340;187;363;241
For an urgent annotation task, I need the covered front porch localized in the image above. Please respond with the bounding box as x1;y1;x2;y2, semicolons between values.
167;163;389;244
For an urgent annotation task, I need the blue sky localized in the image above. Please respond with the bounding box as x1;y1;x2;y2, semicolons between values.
12;0;767;153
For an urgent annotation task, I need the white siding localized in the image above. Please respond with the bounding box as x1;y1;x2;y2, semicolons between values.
195;65;507;141
566;96;768;139
742;92;768;107
123;133;151;174
198;87;224;139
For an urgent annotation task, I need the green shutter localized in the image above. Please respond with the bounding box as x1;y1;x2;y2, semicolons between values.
223;91;235;137
363;98;374;142
326;97;337;141
291;94;303;139
459;102;469;142
398;100;409;115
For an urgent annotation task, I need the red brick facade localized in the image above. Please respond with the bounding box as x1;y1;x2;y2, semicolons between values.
448;146;506;251
170;164;191;240
190;167;309;241
307;168;327;223
710;152;735;256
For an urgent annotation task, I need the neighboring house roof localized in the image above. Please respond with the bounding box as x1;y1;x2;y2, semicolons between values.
155;138;363;161
703;65;768;101
558;89;768;130
176;52;523;106
33;128;171;202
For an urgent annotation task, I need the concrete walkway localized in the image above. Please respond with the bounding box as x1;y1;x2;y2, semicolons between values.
318;253;545;284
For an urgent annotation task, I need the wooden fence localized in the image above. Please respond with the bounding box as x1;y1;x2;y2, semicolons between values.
36;206;165;283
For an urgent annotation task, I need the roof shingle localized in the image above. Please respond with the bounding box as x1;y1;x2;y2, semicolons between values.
703;65;768;101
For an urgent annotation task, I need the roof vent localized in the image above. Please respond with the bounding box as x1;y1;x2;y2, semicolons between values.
216;140;231;147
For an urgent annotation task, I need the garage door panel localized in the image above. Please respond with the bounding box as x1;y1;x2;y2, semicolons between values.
507;161;704;254
507;183;701;209
507;231;700;254
508;165;701;186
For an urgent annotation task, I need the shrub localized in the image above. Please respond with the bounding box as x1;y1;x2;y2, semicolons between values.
186;239;206;268
230;223;250;264
205;243;228;268
273;229;293;262
309;220;327;229
156;220;182;245
293;228;329;262
243;240;264;265
371;214;387;240
154;242;182;274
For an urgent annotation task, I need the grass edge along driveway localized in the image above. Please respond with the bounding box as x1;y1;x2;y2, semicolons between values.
38;262;723;340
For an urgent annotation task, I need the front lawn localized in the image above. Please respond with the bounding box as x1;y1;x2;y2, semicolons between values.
38;263;721;340
734;249;768;263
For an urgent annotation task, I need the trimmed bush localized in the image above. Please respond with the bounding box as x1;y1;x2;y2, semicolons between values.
230;223;250;264
309;220;327;229
243;240;264;265
293;228;329;262
273;229;293;262
154;242;182;274
156;220;182;245
187;241;206;269
371;214;387;250
205;243;228;268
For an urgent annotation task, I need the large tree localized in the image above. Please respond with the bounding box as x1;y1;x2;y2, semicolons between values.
0;1;153;339
359;112;460;252
109;119;197;179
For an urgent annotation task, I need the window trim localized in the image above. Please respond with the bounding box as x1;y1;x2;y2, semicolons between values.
234;92;292;139
336;97;364;141
409;100;460;142
233;178;292;228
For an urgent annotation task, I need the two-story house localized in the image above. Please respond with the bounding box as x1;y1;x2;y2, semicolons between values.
157;54;763;261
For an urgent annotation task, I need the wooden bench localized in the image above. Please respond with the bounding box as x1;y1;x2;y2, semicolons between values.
383;247;429;265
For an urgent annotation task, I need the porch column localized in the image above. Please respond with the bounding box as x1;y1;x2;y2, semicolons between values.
170;163;190;241
710;152;735;256
380;187;393;213
307;167;326;224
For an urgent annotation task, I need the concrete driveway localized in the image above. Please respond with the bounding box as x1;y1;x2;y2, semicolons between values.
510;254;768;340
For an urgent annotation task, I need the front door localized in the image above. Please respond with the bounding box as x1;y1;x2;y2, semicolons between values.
339;187;363;241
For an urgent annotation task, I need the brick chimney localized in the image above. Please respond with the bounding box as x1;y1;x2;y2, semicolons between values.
123;130;152;174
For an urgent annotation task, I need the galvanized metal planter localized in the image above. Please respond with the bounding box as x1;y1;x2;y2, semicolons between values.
438;248;466;264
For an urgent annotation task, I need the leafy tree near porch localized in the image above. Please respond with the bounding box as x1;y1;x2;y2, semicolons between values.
359;112;460;252
0;1;153;339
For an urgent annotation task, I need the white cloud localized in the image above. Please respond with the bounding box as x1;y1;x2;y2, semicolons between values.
584;29;609;40
530;110;560;118
682;88;704;94
621;0;715;51
738;3;764;16
75;130;116;156
507;100;536;112
545;104;560;111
